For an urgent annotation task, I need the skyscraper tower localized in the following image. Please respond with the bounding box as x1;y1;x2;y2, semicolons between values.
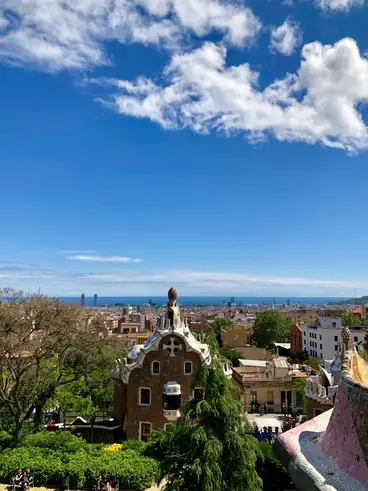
80;293;85;307
93;293;98;307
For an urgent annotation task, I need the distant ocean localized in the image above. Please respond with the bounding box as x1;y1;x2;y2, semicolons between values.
60;296;347;307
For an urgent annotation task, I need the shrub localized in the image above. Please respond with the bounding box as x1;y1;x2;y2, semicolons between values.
0;447;66;486
0;432;160;491
21;431;87;453
256;443;295;490
0;431;14;451
121;440;147;453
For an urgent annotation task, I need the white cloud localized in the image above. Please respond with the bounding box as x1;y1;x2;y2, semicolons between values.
66;255;143;263
99;37;368;153
1;261;368;296
270;18;302;56
316;0;364;11
0;0;261;71
58;250;98;255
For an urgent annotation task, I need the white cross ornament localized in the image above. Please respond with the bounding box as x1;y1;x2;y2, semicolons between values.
163;337;182;357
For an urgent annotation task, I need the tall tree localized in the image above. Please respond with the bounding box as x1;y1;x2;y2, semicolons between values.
253;310;291;348
211;317;233;347
150;332;262;491
0;289;117;442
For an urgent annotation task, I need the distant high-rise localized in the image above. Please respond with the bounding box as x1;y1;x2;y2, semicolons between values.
80;293;85;307
93;293;98;307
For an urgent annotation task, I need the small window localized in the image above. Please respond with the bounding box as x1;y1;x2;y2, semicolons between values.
139;388;151;406
193;387;203;400
164;423;172;430
334;345;338;351
139;422;152;442
184;361;193;375
152;361;160;375
354;336;358;342
332;322;336;328
303;331;306;336
250;391;257;403
320;344;322;349
304;339;306;345
334;336;338;342
320;335;322;340
320;353;323;358
267;391;274;404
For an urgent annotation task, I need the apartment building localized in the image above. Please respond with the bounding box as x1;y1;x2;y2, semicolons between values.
302;317;366;361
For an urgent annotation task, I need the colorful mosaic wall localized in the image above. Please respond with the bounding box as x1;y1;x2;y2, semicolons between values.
320;352;368;487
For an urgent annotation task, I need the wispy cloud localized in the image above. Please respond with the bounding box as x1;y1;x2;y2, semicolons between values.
270;18;302;56
316;0;364;11
0;261;365;296
0;0;261;71
66;255;143;263
58;250;98;255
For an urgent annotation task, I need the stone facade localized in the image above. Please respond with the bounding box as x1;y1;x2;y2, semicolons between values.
221;323;251;348
115;334;203;440
113;288;218;441
232;358;307;413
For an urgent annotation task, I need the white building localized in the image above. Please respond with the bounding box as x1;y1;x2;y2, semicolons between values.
302;316;366;361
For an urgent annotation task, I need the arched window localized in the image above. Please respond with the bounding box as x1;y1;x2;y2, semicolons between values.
151;361;160;375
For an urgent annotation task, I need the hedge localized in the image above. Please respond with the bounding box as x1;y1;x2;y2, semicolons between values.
0;432;160;491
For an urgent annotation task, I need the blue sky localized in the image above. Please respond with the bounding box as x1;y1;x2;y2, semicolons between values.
1;0;368;297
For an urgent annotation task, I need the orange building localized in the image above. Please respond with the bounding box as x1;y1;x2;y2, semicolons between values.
290;323;302;355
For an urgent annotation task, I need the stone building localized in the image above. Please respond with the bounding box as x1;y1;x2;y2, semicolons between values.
232;357;307;413
113;288;230;441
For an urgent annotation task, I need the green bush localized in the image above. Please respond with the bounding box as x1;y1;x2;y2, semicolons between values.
0;431;14;451
121;440;147;453
256;443;295;490
0;432;160;490
21;431;87;453
0;447;66;486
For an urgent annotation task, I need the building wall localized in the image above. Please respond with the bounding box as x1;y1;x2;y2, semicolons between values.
290;324;302;355
283;310;319;325
306;396;333;420
240;380;299;413
120;334;202;440
222;324;251;348
302;320;366;360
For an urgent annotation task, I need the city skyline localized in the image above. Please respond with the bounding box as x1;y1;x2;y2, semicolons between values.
1;1;368;297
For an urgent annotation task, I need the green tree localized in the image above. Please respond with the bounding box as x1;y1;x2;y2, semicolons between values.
294;378;308;411
218;346;242;368
0;289;118;442
339;313;364;326
253;311;291;348
256;443;295;490
149;332;261;491
211;318;233;347
304;357;320;372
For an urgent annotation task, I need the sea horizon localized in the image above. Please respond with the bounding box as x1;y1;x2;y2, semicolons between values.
59;296;349;307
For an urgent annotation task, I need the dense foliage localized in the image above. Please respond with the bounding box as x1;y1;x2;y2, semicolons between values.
149;332;262;491
253;310;292;348
256;443;295;490
211;317;233;347
304;357;321;372
0;288;119;442
0;432;159;490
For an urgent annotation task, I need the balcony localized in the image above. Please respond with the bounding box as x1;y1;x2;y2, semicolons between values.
163;409;181;421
